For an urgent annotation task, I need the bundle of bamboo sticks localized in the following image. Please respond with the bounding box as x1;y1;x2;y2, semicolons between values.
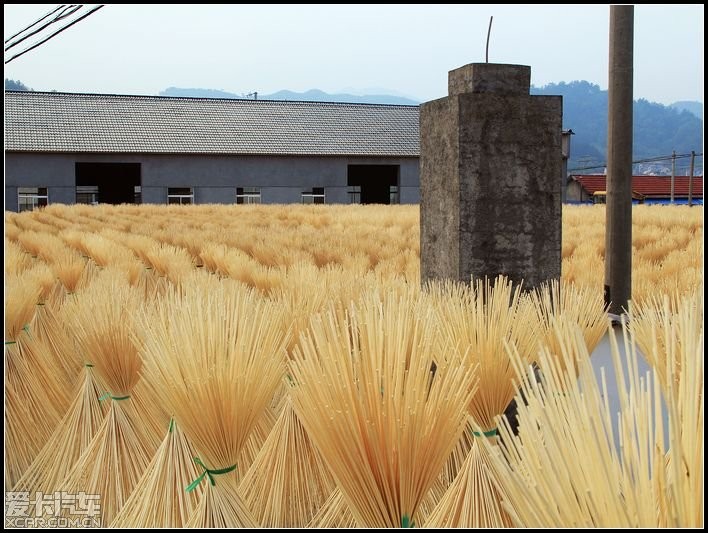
290;289;477;527
425;276;537;528
138;279;287;527
57;276;158;525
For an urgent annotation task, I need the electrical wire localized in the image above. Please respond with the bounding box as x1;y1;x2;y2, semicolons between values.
570;152;703;172
4;5;67;45
5;5;82;52
5;5;105;65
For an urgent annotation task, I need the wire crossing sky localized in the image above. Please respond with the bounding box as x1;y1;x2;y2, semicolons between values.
5;4;105;64
3;4;704;105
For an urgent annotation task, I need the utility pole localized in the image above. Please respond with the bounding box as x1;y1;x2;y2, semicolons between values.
605;5;634;317
688;150;695;206
670;150;676;204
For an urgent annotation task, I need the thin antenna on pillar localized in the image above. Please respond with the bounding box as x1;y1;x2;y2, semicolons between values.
485;16;494;63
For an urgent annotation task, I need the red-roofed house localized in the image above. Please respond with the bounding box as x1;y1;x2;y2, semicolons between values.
567;174;703;204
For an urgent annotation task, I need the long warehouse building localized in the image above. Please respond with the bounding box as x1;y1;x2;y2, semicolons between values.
4;90;420;211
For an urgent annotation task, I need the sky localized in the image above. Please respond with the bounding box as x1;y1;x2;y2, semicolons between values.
3;4;704;105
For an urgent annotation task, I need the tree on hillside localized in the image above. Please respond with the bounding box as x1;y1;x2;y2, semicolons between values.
532;80;703;170
5;79;32;91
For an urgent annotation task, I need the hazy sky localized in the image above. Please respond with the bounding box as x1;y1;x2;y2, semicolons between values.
4;4;704;105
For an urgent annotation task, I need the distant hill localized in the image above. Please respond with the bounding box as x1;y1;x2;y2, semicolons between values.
264;89;419;105
4;78;32;91
159;86;419;105
531;81;703;172
670;100;703;119
158;87;243;99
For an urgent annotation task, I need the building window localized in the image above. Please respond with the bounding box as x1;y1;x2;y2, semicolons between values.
236;187;261;204
390;185;399;204
168;187;194;205
18;187;48;212
348;185;361;204
76;185;99;205
134;185;142;204
302;187;325;204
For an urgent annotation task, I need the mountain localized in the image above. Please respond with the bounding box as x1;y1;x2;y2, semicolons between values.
159;87;242;99
159;86;419;105
5;78;32;91
339;86;420;100
531;81;703;172
670;100;703;119
263;89;418;105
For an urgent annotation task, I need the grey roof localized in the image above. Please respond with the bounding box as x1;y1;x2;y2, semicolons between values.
4;91;419;157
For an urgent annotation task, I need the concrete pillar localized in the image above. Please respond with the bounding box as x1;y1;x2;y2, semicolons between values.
420;63;562;289
604;5;633;316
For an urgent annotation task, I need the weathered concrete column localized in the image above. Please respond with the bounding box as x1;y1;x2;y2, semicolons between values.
604;5;634;316
420;63;562;289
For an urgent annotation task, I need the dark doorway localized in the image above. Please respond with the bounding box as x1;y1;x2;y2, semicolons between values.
347;165;399;204
75;162;141;205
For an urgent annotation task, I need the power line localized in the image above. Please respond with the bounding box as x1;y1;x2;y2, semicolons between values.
570;152;703;172
5;5;105;65
4;5;67;45
5;5;83;52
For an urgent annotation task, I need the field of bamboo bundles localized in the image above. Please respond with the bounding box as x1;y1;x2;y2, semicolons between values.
4;203;703;527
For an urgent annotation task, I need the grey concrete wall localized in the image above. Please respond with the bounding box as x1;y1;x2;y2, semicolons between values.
141;186;166;205
421;63;562;290
6;187;18;212
5;152;421;209
196;187;236;204
400;186;420;204
142;155;340;188
49;186;76;205
325;186;349;204
399;159;420;189
566;181;586;202
5;153;78;187
259;187;300;204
